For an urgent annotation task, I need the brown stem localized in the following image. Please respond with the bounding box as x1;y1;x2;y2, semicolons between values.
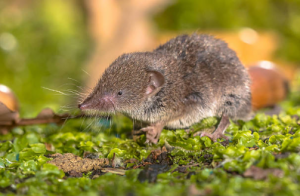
0;114;110;129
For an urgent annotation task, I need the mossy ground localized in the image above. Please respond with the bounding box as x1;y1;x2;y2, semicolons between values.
2;85;300;196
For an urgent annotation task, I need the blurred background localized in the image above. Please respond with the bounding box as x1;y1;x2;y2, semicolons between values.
1;0;300;117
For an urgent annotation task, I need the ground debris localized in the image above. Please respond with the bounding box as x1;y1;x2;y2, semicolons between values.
101;168;126;175
143;147;172;165
66;170;83;178
138;164;170;183
173;166;187;173
47;153;110;173
243;165;284;180
273;152;290;160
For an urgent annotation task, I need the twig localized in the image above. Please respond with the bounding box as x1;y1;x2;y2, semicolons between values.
0;113;109;129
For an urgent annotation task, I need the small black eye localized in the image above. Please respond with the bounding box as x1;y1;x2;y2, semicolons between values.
117;91;123;96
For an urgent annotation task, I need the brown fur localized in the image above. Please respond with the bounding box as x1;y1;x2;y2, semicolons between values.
80;34;252;129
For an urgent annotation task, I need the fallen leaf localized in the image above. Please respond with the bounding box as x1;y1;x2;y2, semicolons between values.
188;184;203;196
243;165;284;180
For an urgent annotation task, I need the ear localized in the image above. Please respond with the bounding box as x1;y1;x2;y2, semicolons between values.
145;71;165;95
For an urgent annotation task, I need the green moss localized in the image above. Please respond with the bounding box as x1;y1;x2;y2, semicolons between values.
1;98;300;195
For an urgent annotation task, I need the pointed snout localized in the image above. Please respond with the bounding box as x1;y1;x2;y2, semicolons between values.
78;94;115;111
78;103;91;110
78;96;94;111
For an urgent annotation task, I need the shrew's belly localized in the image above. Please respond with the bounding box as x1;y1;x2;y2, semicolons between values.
165;107;217;129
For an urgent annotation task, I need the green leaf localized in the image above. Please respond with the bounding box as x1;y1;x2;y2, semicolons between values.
30;143;46;154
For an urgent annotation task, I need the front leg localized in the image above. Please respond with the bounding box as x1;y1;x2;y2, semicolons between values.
200;115;230;142
141;122;165;144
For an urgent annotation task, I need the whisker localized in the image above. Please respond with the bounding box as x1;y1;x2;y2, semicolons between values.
67;77;80;84
58;112;73;131
80;115;88;130
81;69;91;76
84;117;95;132
42;87;71;96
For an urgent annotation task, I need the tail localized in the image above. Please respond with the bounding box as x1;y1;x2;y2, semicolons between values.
248;63;289;111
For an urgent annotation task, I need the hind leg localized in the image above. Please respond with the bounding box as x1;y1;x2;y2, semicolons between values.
200;115;230;142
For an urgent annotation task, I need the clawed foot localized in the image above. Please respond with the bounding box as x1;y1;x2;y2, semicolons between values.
200;115;230;142
141;122;165;145
141;122;165;144
200;132;229;142
141;126;160;144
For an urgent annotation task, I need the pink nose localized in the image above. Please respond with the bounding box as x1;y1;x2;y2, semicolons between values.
78;103;90;110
